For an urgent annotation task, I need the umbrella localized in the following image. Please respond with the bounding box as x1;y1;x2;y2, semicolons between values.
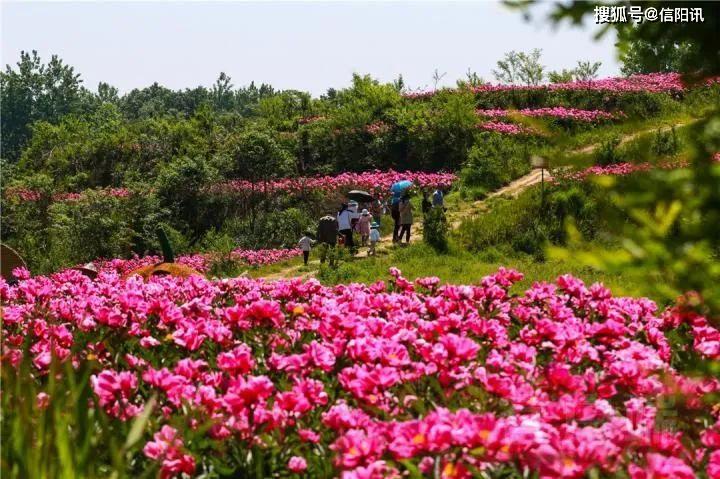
347;190;374;202
74;262;99;279
390;180;413;195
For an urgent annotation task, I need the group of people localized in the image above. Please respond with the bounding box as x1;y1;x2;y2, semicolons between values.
337;201;380;250
297;187;445;266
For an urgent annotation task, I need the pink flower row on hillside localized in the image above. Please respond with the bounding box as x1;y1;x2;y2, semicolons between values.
563;154;720;182
208;170;457;198
3;266;719;478
476;107;621;122
404;73;687;99
476;121;535;135
298;115;327;125
4;186;131;203
88;248;303;275
7;171;457;204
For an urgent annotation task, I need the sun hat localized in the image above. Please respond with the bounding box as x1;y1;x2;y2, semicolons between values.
361;209;369;215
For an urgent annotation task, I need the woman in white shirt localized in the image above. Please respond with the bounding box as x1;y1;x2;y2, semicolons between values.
337;203;354;250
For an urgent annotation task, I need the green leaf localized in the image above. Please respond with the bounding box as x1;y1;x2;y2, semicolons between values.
123;395;157;451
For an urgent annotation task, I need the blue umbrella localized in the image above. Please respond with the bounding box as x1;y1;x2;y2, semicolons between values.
390;180;413;195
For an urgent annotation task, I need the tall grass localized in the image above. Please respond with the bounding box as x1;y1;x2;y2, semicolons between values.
1;352;153;478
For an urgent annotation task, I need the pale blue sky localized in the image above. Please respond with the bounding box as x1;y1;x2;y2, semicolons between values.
1;1;620;96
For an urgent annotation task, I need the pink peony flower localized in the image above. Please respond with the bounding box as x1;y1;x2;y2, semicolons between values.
288;456;308;472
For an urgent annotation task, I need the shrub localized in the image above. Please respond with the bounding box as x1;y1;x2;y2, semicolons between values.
459;185;488;201
154;155;219;239
198;228;245;277
461;134;532;191
232;207;313;249
651;126;680;157
457;183;602;257
595;136;624;166
47;194;136;266
423;207;449;253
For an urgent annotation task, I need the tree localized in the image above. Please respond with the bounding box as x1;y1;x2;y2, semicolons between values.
620;39;697;76
1;51;87;161
549;60;601;83
211;72;234;111
154;155;219;239
227;128;292;183
509;0;720;328
457;68;485;89
493;49;545;85
432;69;447;90
392;74;405;92
573;60;601;81
548;69;575;83
96;82;119;104
511;1;720;76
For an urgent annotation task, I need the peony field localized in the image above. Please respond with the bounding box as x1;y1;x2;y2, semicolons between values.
3;3;720;478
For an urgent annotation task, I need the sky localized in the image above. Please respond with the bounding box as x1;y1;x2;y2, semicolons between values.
1;1;620;97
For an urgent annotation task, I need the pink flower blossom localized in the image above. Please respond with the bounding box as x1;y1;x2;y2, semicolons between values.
288;456;308;472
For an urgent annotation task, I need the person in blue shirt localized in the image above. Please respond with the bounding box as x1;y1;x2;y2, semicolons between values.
432;188;444;208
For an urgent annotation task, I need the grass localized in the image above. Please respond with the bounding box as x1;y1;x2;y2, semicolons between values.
314;241;650;299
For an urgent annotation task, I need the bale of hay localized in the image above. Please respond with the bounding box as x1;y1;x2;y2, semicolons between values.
122;262;202;280
122;227;202;280
1;244;27;283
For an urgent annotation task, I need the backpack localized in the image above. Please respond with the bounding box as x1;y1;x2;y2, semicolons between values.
317;216;339;245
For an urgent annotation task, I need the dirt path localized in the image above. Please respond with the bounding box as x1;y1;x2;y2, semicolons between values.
263;119;693;280
264;168;553;280
573;119;695;154
263;222;423;280
447;168;552;229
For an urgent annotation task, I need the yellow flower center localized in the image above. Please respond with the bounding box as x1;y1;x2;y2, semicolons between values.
443;462;457;477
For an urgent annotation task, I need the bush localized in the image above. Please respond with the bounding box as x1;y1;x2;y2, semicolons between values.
651;126;679;157
232;207;313;249
154;155;219;239
459;185;488;201
423;207;449;253
46;194;136;266
461;134;532;191
198;228;245;277
457;183;602;258
595;136;624;166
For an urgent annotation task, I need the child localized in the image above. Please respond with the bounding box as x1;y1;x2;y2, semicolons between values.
358;209;373;246
368;222;380;256
297;232;316;265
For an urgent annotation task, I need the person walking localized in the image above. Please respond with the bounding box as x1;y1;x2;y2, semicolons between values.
370;199;384;227
337;203;354;250
316;214;339;266
297;232;316;265
358;209;373;246
348;200;360;232
368;222;380;256
398;193;414;244
432;188;445;208
421;191;431;214
391;197;401;243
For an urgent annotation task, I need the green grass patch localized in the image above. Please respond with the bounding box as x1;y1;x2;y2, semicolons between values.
315;241;647;299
